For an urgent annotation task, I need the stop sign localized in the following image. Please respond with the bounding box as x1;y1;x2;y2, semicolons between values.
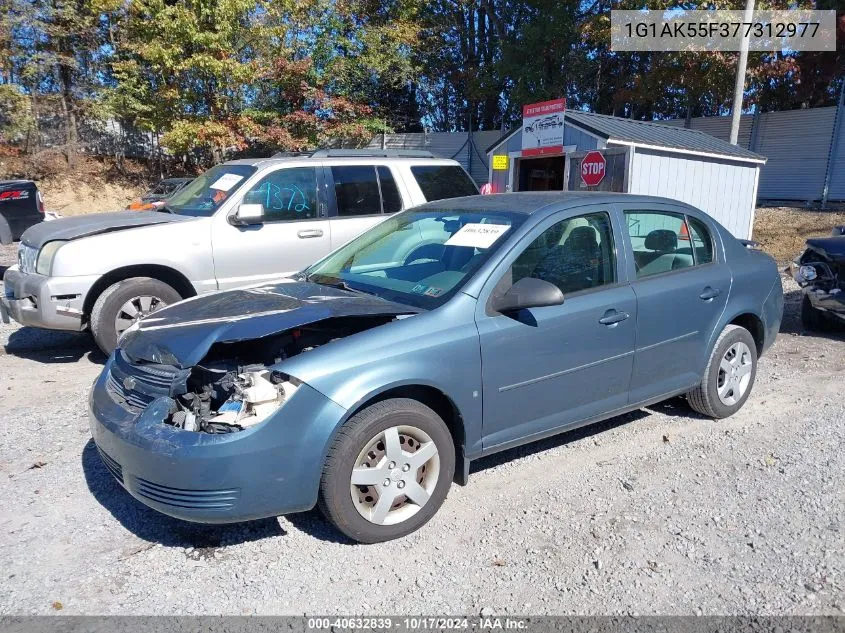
581;151;606;187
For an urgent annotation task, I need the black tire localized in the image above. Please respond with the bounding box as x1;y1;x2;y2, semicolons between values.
800;295;824;331
318;398;455;543
687;324;758;419
89;277;181;355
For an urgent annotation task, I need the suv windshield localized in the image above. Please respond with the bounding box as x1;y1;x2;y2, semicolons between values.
304;207;526;309
166;165;256;217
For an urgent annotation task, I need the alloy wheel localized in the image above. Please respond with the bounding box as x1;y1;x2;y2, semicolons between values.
114;295;166;337
716;341;753;406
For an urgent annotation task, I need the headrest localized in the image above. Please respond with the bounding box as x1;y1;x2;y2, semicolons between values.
564;225;598;251
644;229;678;252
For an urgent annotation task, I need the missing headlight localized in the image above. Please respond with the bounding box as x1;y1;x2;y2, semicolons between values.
167;368;300;434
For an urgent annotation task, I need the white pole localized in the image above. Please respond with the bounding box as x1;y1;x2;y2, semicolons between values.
729;0;755;145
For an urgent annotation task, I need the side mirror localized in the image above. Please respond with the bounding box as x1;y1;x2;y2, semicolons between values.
231;203;265;226
490;277;564;313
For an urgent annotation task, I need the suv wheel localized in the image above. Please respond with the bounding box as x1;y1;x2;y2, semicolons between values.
687;324;757;419
318;398;455;543
90;277;181;355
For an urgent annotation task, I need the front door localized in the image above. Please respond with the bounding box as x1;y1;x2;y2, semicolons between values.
622;208;731;402
210;166;332;289
476;208;637;451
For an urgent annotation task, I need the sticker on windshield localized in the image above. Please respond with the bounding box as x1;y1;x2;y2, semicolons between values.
210;173;244;191
444;223;510;249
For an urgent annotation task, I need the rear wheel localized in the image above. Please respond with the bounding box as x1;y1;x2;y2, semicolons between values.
318;398;455;543
801;295;824;331
687;324;757;419
89;277;181;355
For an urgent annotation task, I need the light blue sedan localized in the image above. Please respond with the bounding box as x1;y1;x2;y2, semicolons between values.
89;192;783;542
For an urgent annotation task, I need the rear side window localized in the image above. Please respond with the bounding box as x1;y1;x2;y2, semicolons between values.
377;166;402;214
411;165;479;202
332;166;382;217
686;216;714;265
626;211;695;278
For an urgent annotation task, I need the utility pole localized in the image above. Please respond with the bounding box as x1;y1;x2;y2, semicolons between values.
730;0;755;145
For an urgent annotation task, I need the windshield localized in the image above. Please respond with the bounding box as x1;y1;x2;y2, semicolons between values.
166;165;256;217
304;208;526;309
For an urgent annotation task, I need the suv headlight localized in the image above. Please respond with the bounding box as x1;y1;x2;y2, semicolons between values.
36;240;67;275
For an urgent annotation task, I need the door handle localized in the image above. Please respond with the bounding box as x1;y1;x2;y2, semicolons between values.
599;309;630;326
699;286;721;301
297;229;323;239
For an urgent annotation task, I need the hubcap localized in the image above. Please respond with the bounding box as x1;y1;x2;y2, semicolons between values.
717;341;753;406
350;425;440;526
114;295;166;336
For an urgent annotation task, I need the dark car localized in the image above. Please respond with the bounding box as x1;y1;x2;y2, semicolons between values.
791;226;845;329
89;192;783;543
127;177;193;211
0;180;44;244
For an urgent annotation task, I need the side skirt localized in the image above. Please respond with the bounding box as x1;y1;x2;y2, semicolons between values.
467;385;698;466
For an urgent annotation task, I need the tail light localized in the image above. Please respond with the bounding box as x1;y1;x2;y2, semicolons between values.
36;190;45;215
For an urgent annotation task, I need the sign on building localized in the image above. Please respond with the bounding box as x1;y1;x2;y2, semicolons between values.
521;98;566;157
492;155;509;170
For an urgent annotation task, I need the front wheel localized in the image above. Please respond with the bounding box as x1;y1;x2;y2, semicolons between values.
801;295;824;331
687;324;757;419
89;277;182;355
318;398;455;543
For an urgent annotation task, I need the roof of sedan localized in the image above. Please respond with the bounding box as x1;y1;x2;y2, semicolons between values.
416;191;686;214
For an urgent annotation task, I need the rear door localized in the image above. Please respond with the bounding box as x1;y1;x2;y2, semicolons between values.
326;164;404;249
621;205;731;403
210;165;333;289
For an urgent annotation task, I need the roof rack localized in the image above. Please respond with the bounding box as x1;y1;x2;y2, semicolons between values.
309;149;435;159
271;151;312;158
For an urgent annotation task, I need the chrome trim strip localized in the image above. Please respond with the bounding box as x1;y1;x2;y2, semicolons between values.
499;349;635;392
637;330;699;352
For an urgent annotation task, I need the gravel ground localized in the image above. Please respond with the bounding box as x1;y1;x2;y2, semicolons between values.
0;242;843;616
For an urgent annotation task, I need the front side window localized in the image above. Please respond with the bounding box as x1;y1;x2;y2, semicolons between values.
332;166;382;217
626;211;696;278
411;165;479;201
506;212;615;295
242;167;319;222
304;208;526;309
166;164;256;217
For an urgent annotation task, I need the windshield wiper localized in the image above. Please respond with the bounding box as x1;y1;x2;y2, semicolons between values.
310;276;380;297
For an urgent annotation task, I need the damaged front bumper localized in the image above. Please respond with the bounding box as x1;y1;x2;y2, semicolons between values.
88;356;348;523
790;260;845;322
2;265;95;330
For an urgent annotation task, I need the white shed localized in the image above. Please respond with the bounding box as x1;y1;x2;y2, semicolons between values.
486;111;767;239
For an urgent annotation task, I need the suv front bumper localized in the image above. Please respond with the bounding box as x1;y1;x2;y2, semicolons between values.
1;265;97;330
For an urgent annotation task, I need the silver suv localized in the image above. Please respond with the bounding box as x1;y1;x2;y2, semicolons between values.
1;150;478;353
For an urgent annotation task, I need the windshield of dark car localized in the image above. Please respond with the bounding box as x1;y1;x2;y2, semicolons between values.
304;208;525;309
166;165;256;217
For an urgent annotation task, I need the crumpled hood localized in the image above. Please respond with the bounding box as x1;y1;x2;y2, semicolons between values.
120;280;421;368
806;236;845;262
21;210;191;249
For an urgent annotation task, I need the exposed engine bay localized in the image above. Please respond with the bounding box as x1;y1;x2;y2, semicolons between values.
155;316;397;434
797;241;845;294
